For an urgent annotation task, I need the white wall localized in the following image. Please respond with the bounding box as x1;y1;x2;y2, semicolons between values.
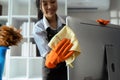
68;11;110;20
68;0;120;21
110;0;120;10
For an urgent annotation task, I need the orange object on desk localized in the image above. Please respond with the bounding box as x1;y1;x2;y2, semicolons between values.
96;19;110;25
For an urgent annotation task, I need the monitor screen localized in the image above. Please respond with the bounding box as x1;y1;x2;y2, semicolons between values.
66;17;120;80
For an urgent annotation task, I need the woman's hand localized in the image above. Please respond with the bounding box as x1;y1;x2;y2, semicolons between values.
45;38;74;68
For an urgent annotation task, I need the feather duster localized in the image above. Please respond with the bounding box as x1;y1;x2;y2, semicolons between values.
0;25;23;46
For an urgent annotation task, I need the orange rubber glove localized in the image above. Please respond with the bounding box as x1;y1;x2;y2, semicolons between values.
96;19;110;25
45;38;74;68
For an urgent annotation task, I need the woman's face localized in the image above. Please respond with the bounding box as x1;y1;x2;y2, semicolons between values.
40;0;58;18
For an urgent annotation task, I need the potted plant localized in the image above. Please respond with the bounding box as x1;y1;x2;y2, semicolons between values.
0;25;23;80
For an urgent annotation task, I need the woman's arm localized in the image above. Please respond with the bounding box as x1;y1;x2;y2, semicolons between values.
33;24;50;57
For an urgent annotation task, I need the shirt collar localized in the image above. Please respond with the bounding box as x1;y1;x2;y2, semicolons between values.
43;15;66;30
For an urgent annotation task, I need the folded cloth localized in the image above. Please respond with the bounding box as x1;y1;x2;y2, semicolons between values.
48;25;81;67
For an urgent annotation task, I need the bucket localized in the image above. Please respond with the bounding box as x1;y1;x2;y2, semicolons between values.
0;46;9;80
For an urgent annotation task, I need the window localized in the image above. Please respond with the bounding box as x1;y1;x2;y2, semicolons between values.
110;10;120;25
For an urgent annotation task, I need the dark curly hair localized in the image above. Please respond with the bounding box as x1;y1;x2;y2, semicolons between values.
36;0;43;20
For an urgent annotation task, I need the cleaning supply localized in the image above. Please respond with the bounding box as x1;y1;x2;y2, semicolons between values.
45;38;74;68
0;25;22;80
0;46;9;80
48;26;81;67
96;19;110;25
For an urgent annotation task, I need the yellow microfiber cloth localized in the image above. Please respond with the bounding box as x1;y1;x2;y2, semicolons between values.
48;25;81;68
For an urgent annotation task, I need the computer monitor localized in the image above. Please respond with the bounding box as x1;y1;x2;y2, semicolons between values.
66;16;120;80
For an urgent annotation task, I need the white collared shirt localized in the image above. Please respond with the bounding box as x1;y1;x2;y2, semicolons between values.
33;15;65;57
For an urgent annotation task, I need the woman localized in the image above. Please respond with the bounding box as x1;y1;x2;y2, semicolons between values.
33;0;74;80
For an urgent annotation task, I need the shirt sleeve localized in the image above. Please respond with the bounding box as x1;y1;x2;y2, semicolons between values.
33;22;51;57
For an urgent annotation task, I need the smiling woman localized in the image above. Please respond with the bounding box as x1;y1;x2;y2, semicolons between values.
33;0;74;80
